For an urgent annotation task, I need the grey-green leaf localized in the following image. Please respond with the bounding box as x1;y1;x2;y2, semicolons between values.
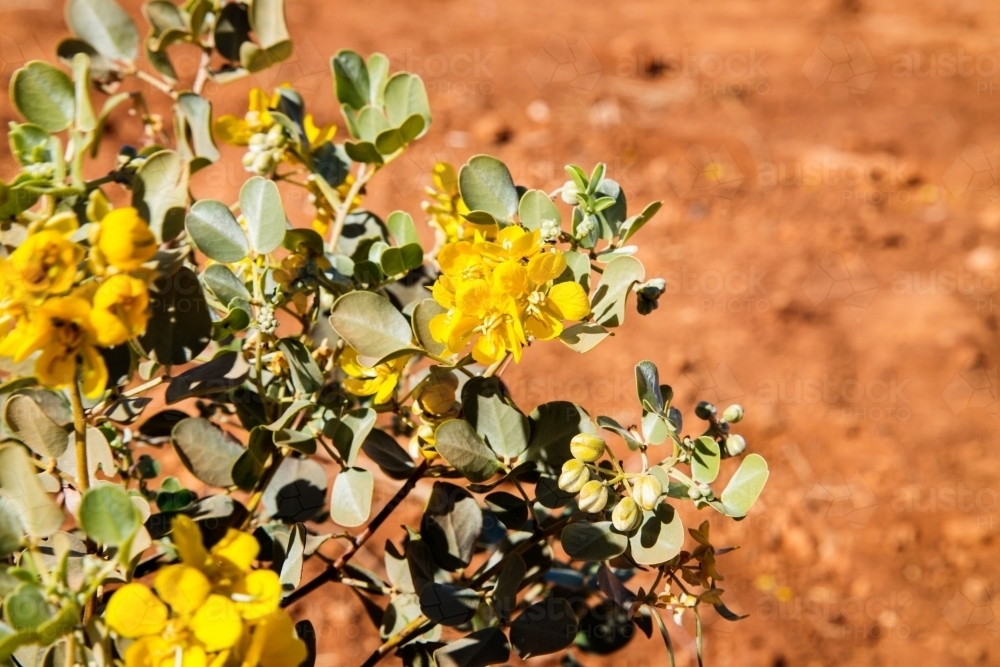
692;436;721;484
131;149;189;242
3;394;68;459
240;176;286;254
332;50;369;111
434;627;511;667
420;482;483;572
462;378;528;460
384;73;431;134
186;200;249;263
0;444;62;538
176;93;220;163
412;299;447;357
434;419;501;483
561;521;628;561
590;255;645;327
419;583;479;627
170;418;242;487
629;502;684;565
66;0;139;61
720;453;768;517
330;467;373;528
518;189;561;231
78;485;139;546
329;291;413;360
10;62;75;133
459;155;518;223
510;598;578;658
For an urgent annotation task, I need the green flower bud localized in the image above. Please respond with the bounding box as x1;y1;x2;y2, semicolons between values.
570;433;606;463
722;404;744;423
612;496;642;533
633;474;663;511
687;485;702;500
578;480;608;513
558;459;590;493
725;434;747;457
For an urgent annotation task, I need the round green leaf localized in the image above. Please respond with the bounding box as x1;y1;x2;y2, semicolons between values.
78;485;139;546
721;453;768;517
518;189;561;231
4;584;52;631
329;291;413;360
419;583;479;627
0;444;62;538
202;263;251;306
3;394;68;459
459;155;518;223
131;149;189;242
384;72;430;134
66;0;140;61
434;419;501;484
170;418;242;487
138;267;211;365
590;255;645;327
561;521;628;561
412;299;447;357
332;49;370;111
420;482;482;572
462;378;529;460
329;467;373;528
239;176;286;255
692;436;721;484
628;502;684;565
10;62;74;132
186;200;249;263
510;598;578;659
434;627;511;667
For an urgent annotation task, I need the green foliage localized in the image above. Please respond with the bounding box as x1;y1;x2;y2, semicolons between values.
0;4;768;665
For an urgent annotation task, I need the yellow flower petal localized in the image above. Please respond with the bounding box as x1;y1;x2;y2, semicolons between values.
304;114;336;148
211;529;259;573
190;594;242;652
155;564;211;616
98;208;158;271
171;515;210;570
105;583;168;638
237;570;282;620
215;115;252;146
527;252;567;285
79;343;109;398
547;281;591;321
123;636;171;667
255;611;308;667
91;274;150;346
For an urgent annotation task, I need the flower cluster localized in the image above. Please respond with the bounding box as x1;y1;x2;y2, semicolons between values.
215;88;335;176
105;516;306;667
558;433;665;533
0;205;156;397
428;226;590;364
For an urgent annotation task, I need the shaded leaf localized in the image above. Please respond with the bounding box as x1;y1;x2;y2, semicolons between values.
170;418;242;487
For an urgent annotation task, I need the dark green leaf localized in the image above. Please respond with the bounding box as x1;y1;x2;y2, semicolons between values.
78;485;138;546
510;598;578;658
434;419;501;483
419;583;479;627
434;627;511;667
561;521;628;561
277;338;323;395
421;482;482;571
165;351;249;403
138;267;211;364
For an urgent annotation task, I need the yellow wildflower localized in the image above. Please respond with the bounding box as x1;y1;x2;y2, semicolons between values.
90;274;150;346
0;229;84;300
105;516;306;667
0;295;107;397
473;226;543;268
521;253;591;340
216;87;335;150
97;208;158;272
424;162;481;245
340;346;408;404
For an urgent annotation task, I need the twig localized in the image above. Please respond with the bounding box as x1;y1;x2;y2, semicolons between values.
281;459;430;608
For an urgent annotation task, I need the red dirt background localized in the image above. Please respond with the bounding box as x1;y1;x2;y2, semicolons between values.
1;0;998;665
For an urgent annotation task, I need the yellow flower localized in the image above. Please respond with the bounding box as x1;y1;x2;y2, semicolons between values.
97;208;158;271
0;295;108;397
473;226;543;268
216;87;335;150
215;88;275;146
427;230;590;362
340;346;408;404
90;274;150;346
0;229;84;300
105;517;305;667
423;162;486;245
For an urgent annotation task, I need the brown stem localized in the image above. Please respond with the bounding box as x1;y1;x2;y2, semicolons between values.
281;458;430;608
358;514;576;666
70;366;89;493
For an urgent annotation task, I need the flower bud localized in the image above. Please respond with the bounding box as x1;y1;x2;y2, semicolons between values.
687;485;702;500
578;480;608;513
570;433;606;463
722;404;744;423
632;474;663;511
558;459;590;493
612;496;642;533
695;401;717;420
725;434;747;457
560;180;580;204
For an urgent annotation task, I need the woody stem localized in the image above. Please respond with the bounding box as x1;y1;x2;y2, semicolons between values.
70;364;89;493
